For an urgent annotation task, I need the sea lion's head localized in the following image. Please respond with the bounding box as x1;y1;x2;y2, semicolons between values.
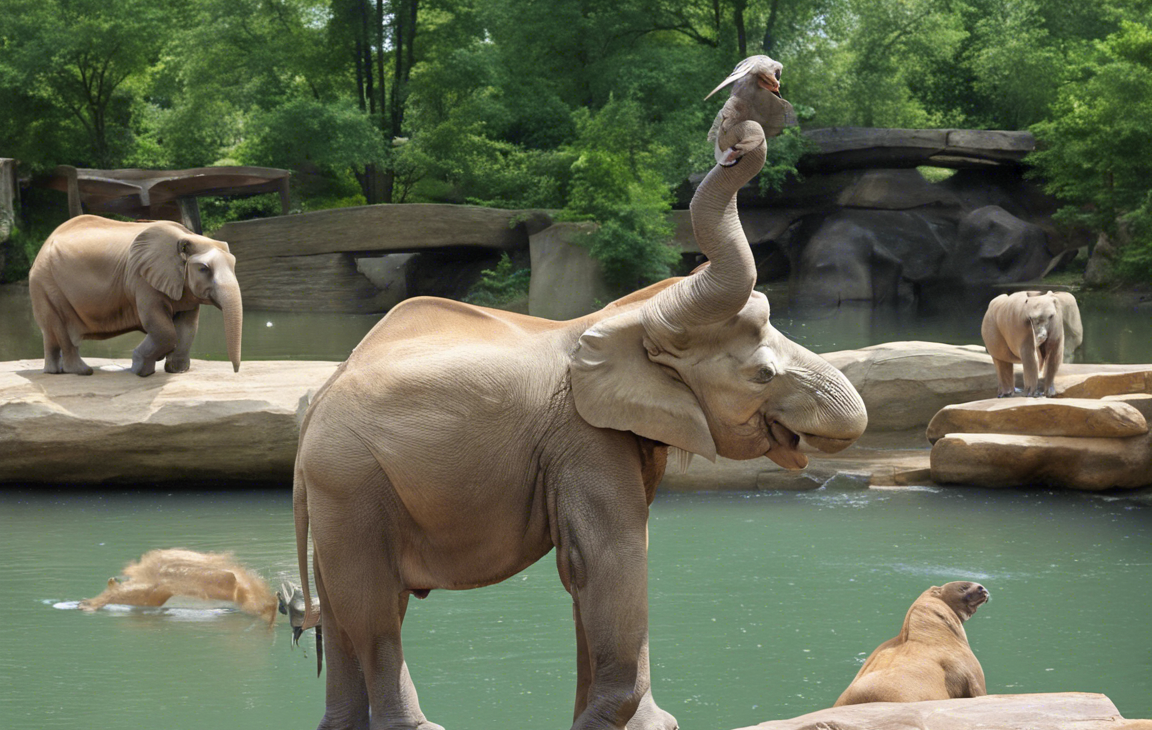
936;581;990;622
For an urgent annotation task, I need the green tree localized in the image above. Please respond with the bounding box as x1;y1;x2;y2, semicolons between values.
0;0;174;167
561;96;682;294
1030;18;1152;282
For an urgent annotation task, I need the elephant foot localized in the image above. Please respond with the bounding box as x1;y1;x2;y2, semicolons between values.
627;694;678;730
131;352;157;377
61;358;93;376
164;355;191;373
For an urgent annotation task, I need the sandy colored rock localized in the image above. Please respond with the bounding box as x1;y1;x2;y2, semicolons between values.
869;466;933;487
528;222;612;320
0;358;338;483
1057;369;1152;398
930;432;1152;490
823;342;1152;431
730;692;1140;730
1104;393;1152;421
823;342;998;430
926;398;1148;444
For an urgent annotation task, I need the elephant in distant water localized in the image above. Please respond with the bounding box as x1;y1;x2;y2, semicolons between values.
981;290;1067;397
29;215;242;376
292;56;866;730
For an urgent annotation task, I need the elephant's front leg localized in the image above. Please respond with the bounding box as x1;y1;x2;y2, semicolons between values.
132;292;178;377
1019;340;1041;397
1039;340;1062;397
573;610;676;730
558;476;669;729
165;307;200;373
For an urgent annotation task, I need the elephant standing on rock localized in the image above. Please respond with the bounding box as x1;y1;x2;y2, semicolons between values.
293;56;867;730
29;215;242;376
981;290;1067;397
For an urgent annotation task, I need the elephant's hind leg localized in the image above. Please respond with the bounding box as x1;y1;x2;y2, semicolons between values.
32;289;89;375
313;556;370;730
308;479;441;730
992;359;1015;398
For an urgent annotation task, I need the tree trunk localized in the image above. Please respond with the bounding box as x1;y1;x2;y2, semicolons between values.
360;0;375;116
734;0;747;59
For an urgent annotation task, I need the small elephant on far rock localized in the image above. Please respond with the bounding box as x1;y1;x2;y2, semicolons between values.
29;215;242;377
982;290;1069;397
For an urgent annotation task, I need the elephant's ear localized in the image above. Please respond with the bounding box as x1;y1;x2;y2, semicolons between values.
127;224;186;300
570;309;717;461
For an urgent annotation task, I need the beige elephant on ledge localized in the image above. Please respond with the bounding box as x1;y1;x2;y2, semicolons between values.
28;215;242;377
293;56;866;730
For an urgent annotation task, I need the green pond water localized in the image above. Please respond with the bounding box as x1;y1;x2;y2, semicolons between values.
2;488;1150;730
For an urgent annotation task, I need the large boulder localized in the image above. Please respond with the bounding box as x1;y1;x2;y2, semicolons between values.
730;692;1146;730
528;222;611;320
930;431;1152;490
822;342;998;430
948;205;1053;285
788;210;952;305
926;398;1148;444
0;359;338;484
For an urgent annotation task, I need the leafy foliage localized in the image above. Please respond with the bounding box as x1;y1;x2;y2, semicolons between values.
1030;17;1152;282
463;253;532;307
560;97;681;294
3;0;1151;290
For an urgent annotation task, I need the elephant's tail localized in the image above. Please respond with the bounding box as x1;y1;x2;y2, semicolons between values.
293;461;321;634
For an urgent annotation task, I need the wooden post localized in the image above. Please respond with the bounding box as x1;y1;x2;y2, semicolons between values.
277;175;291;216
57;165;83;218
0;158;16;242
178;198;203;233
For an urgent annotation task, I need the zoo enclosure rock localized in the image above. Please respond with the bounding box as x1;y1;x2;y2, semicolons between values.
729;692;1148;730
4;345;1151;485
926;398;1149;443
930;431;1152;490
0;358;338;483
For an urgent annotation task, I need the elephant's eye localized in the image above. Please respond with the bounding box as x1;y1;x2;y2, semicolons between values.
197;264;210;273
752;366;776;384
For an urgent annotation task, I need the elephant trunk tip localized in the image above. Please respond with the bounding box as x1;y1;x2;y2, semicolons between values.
232;360;241;373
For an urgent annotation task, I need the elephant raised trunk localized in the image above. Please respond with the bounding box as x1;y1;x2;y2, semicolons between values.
211;267;243;373
640;120;765;336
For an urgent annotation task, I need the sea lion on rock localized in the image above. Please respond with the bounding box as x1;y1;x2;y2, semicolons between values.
834;581;990;707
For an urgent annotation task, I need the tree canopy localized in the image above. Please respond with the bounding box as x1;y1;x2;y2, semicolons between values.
3;0;1152;283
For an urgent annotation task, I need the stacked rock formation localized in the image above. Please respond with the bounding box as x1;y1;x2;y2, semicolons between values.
928;393;1152;490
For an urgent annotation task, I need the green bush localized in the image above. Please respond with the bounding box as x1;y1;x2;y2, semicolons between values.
758;126;820;195
559;96;681;295
464;253;531;307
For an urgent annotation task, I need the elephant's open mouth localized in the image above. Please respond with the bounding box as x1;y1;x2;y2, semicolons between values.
763;419;808;470
801;433;857;454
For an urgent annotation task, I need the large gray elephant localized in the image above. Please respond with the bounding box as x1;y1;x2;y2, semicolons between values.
28;215;242;376
293;56;867;730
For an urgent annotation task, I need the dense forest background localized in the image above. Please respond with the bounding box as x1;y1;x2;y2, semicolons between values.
2;0;1152;285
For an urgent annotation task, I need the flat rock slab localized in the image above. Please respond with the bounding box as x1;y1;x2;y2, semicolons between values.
730;692;1145;730
0;359;338;483
930;432;1152;490
1058;369;1152;398
926;398;1149;444
823;341;1152;431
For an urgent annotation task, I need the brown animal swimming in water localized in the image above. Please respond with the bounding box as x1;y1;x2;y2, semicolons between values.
834;581;990;706
79;548;277;624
